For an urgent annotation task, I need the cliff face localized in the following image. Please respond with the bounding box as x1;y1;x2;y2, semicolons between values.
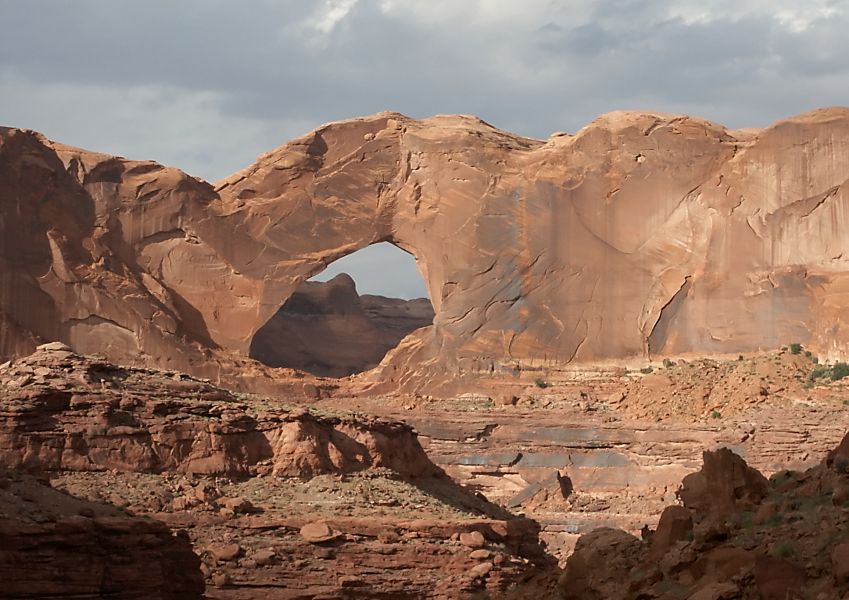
1;108;848;392
249;273;434;376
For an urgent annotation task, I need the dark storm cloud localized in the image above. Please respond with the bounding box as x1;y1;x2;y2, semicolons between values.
1;0;847;297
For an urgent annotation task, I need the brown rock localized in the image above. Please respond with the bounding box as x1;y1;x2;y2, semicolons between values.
0;474;204;598
459;531;486;549
679;448;768;517
207;543;242;562
252;548;277;566
649;505;693;558
221;496;253;514
832;543;849;584
469;549;491;560
300;522;340;544
469;562;493;579
754;557;806;600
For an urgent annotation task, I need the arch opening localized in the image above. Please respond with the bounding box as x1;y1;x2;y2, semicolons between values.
249;242;434;377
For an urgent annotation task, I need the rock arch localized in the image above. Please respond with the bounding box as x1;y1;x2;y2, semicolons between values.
1;108;848;394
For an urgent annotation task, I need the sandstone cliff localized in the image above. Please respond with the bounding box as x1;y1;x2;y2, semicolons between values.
1;108;847;393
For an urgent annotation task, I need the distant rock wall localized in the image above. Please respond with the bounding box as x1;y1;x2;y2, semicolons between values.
249;273;434;376
1;108;848;393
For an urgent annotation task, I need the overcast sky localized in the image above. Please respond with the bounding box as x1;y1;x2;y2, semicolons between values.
2;0;847;299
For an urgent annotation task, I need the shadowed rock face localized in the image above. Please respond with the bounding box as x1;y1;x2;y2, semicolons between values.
1;108;848;393
249;273;434;376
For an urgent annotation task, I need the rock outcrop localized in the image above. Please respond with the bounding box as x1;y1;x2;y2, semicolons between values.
0;345;440;479
1;108;848;393
557;432;849;599
249;273;433;376
0;470;204;599
0;346;557;598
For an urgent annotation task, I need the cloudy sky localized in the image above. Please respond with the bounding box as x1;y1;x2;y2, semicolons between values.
2;0;847;298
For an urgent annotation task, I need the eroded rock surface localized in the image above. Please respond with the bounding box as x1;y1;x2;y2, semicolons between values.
250;273;433;376
0;347;558;598
2;109;848;393
0;470;204;599
557;433;849;599
0;345;439;479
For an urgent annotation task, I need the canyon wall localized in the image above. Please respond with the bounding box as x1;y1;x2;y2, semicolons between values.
1;108;847;392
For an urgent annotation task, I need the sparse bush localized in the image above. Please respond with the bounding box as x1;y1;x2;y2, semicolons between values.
711;410;721;419
790;343;802;355
809;366;831;382
832;362;849;381
663;358;674;368
805;350;813;358
640;366;654;374
738;355;744;361
534;378;550;389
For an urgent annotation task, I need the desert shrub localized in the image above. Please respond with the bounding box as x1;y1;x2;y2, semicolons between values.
832;362;849;381
663;358;674;368
640;366;654;374
711;410;721;419
738;355;744;361
790;343;802;355
809;366;831;381
534;378;550;389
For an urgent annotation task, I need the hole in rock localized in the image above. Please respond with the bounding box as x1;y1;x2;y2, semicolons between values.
249;243;434;377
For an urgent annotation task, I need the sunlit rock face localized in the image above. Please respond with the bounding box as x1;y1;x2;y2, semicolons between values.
1;108;848;393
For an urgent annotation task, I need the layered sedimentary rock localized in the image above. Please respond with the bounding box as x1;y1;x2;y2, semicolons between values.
0;346;557;598
0;345;439;479
0;471;204;599
250;273;434;376
1;108;848;392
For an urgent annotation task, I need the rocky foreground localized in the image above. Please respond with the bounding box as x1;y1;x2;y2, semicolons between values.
559;437;849;599
0;344;555;598
4;345;849;597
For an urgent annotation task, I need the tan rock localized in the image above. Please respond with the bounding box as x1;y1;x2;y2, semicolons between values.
252;548;277;566
300;522;340;544
469;562;493;579
207;543;242;562
221;496;253;514
459;531;486;549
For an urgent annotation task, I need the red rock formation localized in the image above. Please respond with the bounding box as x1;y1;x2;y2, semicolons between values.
0;345;440;479
2;109;848;393
0;346;558;598
0;470;204;599
557;432;849;599
250;273;433;376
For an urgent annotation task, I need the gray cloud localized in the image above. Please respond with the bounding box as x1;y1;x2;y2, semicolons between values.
1;0;847;298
